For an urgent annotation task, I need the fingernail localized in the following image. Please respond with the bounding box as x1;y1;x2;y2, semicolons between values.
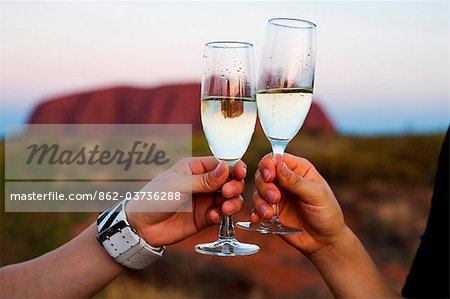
258;204;270;218
213;162;225;178
281;163;290;177
262;168;271;182
242;165;247;177
226;184;237;196
265;189;276;203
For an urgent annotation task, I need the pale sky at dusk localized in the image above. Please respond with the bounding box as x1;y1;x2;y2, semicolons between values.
0;1;448;134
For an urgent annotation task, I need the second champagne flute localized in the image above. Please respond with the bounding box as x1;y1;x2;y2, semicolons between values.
194;41;260;256
237;18;316;234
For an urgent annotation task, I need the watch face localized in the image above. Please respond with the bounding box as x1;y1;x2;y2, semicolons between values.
96;219;128;243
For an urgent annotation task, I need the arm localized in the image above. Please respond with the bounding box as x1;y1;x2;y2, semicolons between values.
0;157;246;298
309;228;398;298
252;154;400;298
0;223;123;298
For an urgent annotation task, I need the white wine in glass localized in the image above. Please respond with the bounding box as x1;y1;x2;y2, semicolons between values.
195;41;260;256
237;18;316;235
201;96;257;164
257;88;313;150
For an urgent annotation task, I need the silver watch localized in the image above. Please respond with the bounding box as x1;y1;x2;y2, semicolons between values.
96;199;165;269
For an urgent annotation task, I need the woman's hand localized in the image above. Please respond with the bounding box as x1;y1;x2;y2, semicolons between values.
252;153;400;298
251;153;349;257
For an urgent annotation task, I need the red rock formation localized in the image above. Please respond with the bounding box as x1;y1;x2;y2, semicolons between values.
28;83;336;134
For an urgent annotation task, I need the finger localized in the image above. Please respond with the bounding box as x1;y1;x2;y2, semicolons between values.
250;211;261;223
254;169;262;185
232;160;247;180
189;156;222;174
252;190;274;219
254;171;281;204
192;161;229;193
193;193;218;231
207;207;222;225
222;195;244;215
258;153;276;182
276;161;324;204
190;157;246;178
282;153;324;182
222;179;245;199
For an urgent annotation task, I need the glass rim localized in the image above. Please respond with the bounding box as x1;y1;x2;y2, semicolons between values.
268;18;316;29
205;41;254;49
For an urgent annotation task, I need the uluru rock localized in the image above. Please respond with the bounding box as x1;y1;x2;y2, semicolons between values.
28;83;336;134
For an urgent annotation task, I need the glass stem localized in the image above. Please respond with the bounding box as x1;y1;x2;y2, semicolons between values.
218;162;236;239
272;143;286;156
218;214;235;239
270;139;288;223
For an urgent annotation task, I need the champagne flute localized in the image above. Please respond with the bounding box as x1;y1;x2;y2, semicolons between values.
194;41;260;256
237;18;316;234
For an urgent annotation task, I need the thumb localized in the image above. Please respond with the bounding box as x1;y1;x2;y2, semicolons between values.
276;162;321;204
192;161;229;193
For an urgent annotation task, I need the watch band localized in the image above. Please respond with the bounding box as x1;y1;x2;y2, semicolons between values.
97;199;165;269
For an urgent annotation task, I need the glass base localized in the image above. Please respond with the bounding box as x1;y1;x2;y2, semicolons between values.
236;217;303;235
194;237;260;256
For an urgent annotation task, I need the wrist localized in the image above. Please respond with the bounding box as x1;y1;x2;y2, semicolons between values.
126;210;145;239
125;204;160;247
306;226;357;264
125;199;151;240
97;200;165;270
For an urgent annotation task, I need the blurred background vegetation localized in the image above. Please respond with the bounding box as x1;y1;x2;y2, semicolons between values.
1;129;446;298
